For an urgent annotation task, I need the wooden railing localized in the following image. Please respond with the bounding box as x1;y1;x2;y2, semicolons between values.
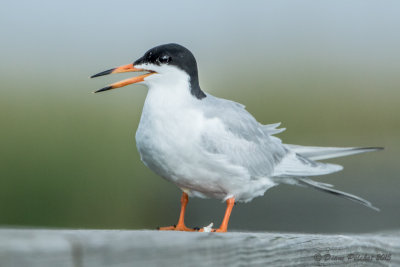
0;229;398;266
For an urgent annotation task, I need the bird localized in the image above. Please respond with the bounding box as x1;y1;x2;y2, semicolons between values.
91;43;382;232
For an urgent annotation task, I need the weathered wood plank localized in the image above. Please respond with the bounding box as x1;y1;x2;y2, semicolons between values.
0;229;398;267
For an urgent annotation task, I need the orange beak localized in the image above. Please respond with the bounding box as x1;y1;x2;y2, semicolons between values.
90;63;155;93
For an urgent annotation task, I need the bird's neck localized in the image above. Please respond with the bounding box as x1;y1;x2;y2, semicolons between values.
144;76;196;113
145;69;206;102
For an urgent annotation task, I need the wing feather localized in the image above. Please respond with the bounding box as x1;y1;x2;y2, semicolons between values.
200;95;287;177
200;95;348;179
272;152;343;177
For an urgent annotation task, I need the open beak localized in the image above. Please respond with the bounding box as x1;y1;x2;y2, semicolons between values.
90;63;155;93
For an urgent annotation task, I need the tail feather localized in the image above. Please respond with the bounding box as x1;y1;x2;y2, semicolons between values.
298;178;379;211
286;145;383;161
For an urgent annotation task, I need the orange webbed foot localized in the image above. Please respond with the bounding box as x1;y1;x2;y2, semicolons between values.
157;224;198;232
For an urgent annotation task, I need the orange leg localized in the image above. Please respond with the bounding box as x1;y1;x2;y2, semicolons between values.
158;192;196;232
200;197;235;233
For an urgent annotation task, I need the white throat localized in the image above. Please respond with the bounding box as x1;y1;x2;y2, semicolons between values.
135;64;191;97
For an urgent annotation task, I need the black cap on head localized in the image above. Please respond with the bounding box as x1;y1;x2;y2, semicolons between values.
134;43;206;99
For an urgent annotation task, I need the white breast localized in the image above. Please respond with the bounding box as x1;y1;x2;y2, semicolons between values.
136;83;205;179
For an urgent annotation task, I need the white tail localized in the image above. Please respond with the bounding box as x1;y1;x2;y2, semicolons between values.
286;145;383;161
299;178;380;211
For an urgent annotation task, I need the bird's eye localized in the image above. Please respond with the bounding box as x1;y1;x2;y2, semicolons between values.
158;55;171;64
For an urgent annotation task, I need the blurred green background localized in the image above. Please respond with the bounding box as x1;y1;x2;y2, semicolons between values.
1;1;399;233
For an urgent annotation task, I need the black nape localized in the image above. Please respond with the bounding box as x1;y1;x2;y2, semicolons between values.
190;76;206;100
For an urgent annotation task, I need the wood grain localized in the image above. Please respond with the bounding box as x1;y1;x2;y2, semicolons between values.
0;229;398;266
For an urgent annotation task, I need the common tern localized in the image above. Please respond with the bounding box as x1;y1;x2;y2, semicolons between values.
91;43;382;232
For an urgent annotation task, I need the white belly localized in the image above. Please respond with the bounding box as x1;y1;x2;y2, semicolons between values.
136;107;228;197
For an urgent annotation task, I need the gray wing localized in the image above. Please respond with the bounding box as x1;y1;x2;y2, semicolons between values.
200;95;287;177
200;94;342;178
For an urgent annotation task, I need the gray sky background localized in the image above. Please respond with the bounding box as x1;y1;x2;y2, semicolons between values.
1;1;399;232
